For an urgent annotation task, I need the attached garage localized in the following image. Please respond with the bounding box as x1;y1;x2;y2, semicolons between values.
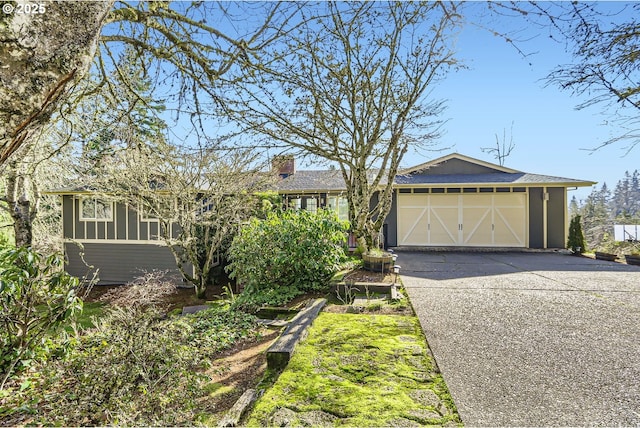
389;153;595;249
398;191;527;247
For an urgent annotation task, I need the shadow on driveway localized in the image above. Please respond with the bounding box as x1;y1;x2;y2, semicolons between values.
399;251;640;426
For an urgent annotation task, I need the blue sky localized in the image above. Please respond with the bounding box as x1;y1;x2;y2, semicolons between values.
404;3;638;202
144;2;636;203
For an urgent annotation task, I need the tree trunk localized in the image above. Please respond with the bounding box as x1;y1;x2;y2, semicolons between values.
0;0;113;165
4;162;34;247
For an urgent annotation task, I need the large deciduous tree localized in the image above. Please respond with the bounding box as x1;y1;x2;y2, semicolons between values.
545;3;640;153
228;1;461;252
2;1;297;249
1;1;295;166
489;2;640;152
97;143;273;299
0;0;113;165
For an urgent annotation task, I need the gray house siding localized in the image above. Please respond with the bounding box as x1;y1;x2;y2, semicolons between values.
414;158;501;175
60;195;195;285
528;187;544;248
65;242;184;285
547;187;566;248
386;191;398;247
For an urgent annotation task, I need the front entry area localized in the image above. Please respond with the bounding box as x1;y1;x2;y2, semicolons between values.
397;193;527;247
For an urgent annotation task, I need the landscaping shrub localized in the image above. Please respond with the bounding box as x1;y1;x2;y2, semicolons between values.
567;214;587;254
0;303;261;426
227;209;349;311
98;270;178;309
0;246;82;389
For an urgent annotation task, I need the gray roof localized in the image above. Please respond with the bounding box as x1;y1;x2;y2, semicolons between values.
276;170;346;192
394;172;594;186
276;170;390;192
276;170;593;192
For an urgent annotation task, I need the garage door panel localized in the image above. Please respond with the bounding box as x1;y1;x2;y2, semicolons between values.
430;207;459;245
495;206;526;246
398;195;429;245
463;206;493;245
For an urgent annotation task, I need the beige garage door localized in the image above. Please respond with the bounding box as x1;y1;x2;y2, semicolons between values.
398;193;527;247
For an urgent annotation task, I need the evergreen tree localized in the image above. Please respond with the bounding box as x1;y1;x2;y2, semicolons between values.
567;214;587;254
569;195;580;218
580;183;612;248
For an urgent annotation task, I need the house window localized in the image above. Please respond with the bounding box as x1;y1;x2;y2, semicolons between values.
327;195;349;221
306;197;317;213
290;197;302;210
80;197;113;221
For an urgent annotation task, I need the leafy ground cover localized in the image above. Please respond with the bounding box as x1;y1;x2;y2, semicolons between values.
246;312;462;427
0;306;274;426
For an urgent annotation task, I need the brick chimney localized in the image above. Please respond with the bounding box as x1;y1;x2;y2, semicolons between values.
272;155;295;179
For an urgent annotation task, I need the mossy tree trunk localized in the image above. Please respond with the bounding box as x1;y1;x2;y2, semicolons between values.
0;1;113;165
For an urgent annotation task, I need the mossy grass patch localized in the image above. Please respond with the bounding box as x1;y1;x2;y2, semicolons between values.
247;312;461;426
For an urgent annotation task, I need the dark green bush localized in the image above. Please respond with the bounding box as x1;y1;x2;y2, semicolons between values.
227;209;349;311
567;214;587;254
0;246;82;388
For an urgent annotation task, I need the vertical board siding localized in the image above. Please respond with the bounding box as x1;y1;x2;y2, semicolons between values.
73;197;84;240
547;187;566;248
116;203;127;239
63;195;74;239
86;221;96;239
387;191;398;247
528;187;544;248
149;222;159;240
128;207;138;240
139;221;148;240
107;221;115;240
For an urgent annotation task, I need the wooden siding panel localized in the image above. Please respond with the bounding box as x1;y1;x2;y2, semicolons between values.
387;191;398;247
74;197;84;240
139;221;148;240
116;203;127;240
422;158;500;175
547;187;565;248
86;221;96;240
128;207;138;240
64;242;186;285
528;187;544;248
63;195;74;239
149;222;159;240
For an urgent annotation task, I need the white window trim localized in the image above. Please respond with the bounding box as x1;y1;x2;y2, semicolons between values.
79;197;114;221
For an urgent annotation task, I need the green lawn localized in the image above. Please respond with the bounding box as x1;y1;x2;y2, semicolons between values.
247;312;462;426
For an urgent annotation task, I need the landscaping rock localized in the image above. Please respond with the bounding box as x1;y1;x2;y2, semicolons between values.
269;408;339;427
411;371;433;382
387;417;422;427
405;408;442;423
270;407;298;426
410;389;443;409
297;410;339;426
181;305;210;315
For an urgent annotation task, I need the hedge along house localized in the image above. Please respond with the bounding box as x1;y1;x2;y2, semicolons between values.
46;186;203;285
275;153;595;249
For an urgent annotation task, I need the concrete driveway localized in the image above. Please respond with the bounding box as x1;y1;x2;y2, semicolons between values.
399;251;640;427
